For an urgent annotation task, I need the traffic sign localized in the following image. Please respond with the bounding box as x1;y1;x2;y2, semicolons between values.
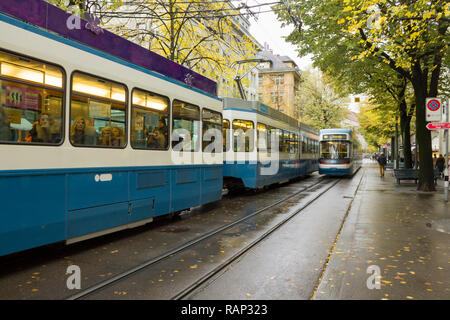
426;98;442;121
426;122;450;130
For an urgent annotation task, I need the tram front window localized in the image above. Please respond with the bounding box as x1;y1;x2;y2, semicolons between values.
320;141;350;159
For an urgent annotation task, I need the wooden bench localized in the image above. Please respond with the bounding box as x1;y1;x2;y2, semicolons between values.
386;162;404;169
394;168;440;184
394;169;418;184
433;168;441;184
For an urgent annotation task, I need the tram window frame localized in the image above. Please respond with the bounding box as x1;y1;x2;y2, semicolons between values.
267;125;276;153
69;71;128;149
222;119;230;152
301;135;307;154
202;108;222;153
257;122;268;152
290;132;297;154
275;128;283;153
0;49;66;146
232;119;254;153
130;87;170;151
282;130;290;153
172;99;200;152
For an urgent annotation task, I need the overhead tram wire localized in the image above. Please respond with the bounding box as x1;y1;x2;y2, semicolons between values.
90;2;301;21
96;7;298;21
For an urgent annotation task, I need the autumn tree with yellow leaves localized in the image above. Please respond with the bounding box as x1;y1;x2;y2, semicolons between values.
47;0;258;97
276;0;448;191
94;0;258;97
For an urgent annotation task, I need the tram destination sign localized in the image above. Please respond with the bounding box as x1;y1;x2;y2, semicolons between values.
426;123;450;130
323;134;347;140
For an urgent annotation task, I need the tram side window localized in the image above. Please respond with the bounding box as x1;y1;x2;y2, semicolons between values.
223;119;230;152
172;100;200;151
70;72;126;147
282;131;290;153
290;133;298;154
301;135;307;154
267;126;275;153
0;51;64;144
257;123;268;152
202;108;222;152
232;119;254;152
276;129;283;152
131;88;169;150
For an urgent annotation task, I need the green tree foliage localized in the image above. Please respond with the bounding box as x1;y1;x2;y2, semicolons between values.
296;69;347;130
275;0;449;191
359;102;396;149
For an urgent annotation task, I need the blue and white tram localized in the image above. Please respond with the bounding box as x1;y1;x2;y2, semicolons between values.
222;98;319;189
318;128;362;176
0;2;223;256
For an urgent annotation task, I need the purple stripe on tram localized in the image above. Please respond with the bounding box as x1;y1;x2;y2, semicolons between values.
0;0;217;96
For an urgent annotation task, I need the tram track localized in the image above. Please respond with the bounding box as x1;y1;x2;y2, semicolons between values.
171;178;341;300
66;176;340;300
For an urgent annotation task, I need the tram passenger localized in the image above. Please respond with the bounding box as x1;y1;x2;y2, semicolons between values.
158;119;168;141
0;107;12;141
26;113;61;143
111;126;124;147
70;116;97;145
147;128;166;149
99;126;113;146
436;154;445;179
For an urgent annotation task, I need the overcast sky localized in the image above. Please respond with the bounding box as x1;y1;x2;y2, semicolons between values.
246;0;313;71
243;1;361;113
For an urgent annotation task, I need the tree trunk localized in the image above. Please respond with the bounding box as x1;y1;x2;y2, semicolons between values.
412;65;435;191
403;119;413;169
399;99;413;169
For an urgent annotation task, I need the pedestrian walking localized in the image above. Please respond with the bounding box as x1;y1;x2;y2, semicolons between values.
377;153;387;177
436;154;445;179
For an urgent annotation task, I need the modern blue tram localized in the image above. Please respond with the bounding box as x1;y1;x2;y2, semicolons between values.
222;98;319;189
0;1;223;256
0;1;319;257
318;128;362;176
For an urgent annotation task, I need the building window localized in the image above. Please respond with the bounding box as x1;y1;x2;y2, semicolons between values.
271;92;278;103
274;74;284;85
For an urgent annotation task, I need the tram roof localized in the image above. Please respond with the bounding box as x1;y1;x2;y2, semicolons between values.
0;0;217;97
319;128;352;134
223;97;317;135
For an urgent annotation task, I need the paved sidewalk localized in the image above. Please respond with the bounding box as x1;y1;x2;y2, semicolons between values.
314;164;450;300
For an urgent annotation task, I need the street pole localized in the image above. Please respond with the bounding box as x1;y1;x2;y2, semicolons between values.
445;98;449;202
395;116;399;169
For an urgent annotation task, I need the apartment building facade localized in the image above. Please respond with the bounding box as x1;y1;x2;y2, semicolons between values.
256;48;302;119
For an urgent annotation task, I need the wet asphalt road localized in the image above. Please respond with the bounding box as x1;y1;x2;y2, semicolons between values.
0;173;334;300
187;169;364;300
